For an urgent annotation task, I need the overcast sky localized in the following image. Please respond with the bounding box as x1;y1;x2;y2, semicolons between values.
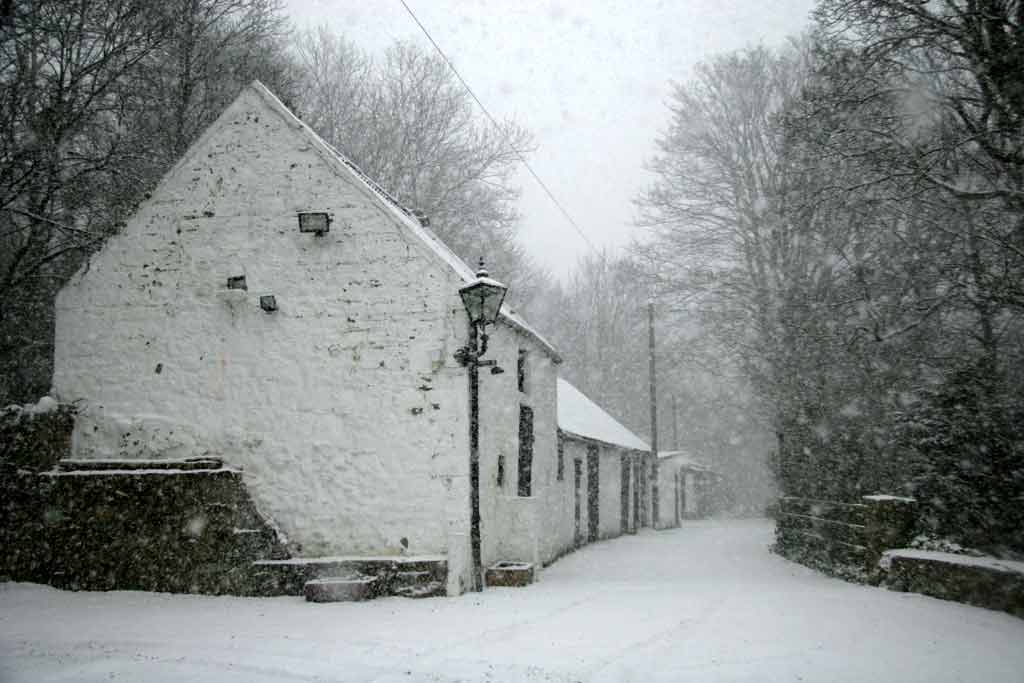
284;0;817;281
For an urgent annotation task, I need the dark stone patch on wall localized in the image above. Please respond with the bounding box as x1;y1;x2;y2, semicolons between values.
0;404;75;471
0;459;290;595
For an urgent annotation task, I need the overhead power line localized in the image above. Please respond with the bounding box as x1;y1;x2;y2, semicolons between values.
397;0;600;256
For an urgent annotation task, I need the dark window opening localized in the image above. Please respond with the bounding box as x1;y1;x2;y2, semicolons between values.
517;349;528;393
497;454;505;488
557;434;565;481
518;405;534;496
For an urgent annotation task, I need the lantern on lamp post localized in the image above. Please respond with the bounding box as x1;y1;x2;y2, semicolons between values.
455;259;508;592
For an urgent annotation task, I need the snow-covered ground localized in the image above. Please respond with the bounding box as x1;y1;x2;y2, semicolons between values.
3;519;1023;682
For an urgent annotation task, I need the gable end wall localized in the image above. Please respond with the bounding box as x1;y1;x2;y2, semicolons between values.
53;87;473;571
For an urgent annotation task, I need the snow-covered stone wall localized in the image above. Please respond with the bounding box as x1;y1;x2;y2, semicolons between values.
0;399;75;470
53;86;475;579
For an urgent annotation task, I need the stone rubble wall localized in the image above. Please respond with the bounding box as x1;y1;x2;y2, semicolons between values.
774;495;917;582
0;458;290;595
882;550;1024;619
1;402;75;471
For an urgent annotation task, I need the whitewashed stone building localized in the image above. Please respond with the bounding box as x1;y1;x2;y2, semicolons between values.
52;81;561;595
657;449;717;526
555;378;650;549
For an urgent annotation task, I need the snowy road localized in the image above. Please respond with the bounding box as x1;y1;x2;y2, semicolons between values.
3;519;1023;682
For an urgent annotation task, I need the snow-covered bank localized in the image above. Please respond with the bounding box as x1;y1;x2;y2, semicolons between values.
3;519;1023;682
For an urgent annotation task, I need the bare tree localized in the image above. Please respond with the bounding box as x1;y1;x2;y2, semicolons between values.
0;0;296;403
130;0;297;167
0;0;173;401
537;253;650;430
808;1;1024;549
815;1;1024;206
634;41;954;500
293;31;548;310
293;26;369;147
634;44;820;440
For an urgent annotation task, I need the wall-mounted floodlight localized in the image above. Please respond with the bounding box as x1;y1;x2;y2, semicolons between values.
298;211;332;236
227;275;247;291
260;295;277;313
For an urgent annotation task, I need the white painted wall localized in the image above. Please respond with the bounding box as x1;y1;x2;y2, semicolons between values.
536;433;577;563
474;323;560;569
685;472;698;517
563;438;590;548
53;86;487;589
656;461;681;529
555;436;641;546
655;456;711;526
598;446;624;539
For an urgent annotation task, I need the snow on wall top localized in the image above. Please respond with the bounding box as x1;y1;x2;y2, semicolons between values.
881;549;1024;576
557;378;649;452
244;81;560;362
658;449;712;471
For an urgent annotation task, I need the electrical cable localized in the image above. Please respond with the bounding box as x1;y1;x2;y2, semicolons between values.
397;0;600;256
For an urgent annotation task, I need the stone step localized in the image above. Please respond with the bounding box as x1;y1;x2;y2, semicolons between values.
304;575;382;603
393;570;434;588
252;555;448;597
393;580;446;599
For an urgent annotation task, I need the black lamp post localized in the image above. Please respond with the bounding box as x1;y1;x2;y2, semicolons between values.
455;259;508;592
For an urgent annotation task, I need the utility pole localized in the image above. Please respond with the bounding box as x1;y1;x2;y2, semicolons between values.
648;300;660;528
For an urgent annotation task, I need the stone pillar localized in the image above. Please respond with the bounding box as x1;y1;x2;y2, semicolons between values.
862;495;916;577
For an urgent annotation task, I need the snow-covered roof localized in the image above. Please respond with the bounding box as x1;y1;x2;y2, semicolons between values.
246;81;561;362
557;378;649;452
